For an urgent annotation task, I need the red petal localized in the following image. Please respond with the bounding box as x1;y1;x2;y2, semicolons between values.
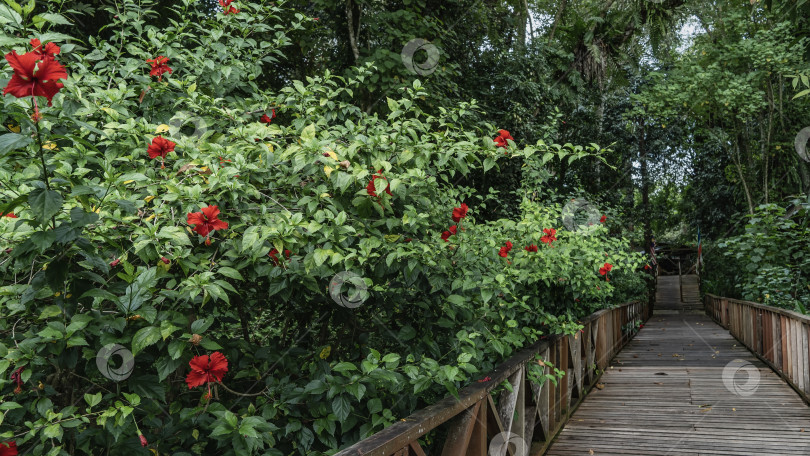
187;211;205;226
209;219;228;231
200;205;220;221
193;224;211;237
189;354;209;372
4;51;36;76
147;143;164;159
208;352;228;382
3;73;32;99
33;57;67;83
0;441;17;456
185;370;208;389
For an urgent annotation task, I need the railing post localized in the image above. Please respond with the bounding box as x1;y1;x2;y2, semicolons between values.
678;260;683;302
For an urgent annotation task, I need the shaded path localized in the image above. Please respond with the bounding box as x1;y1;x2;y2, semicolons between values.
545;275;810;455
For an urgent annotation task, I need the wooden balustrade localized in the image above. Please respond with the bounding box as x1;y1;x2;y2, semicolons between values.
704;293;810;403
334;300;652;456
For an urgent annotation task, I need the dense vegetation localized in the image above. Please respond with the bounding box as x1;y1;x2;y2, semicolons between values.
0;0;808;454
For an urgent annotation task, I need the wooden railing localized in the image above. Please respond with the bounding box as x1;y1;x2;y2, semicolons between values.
705;294;810;403
334;300;652;456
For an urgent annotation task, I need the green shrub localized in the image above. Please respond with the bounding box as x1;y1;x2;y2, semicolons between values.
0;1;648;454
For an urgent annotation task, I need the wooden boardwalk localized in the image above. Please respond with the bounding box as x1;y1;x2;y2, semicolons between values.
545;275;810;456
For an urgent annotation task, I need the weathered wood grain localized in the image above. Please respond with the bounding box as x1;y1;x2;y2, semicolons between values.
546;276;810;456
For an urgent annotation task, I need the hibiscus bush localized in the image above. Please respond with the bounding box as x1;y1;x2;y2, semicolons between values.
0;1;649;454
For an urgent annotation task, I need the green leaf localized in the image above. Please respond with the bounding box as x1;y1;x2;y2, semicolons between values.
792;89;810;100
332;395;351;421
127;375;165;401
301;123;316;141
155;356;183;382
167;339;185;360
84;392;101;408
38;305;62;320
332;362;357;373
367;398;382;414
345;382;366;401
42;423;63;441
199;338;222;350
190;318;213;334
28;188;63;222
241;226;260;252
218;267;243;280
37;13;72;25
131;326;161;356
5;0;22;14
0;133;33;156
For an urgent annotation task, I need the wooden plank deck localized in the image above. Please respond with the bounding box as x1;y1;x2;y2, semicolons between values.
545;275;810;455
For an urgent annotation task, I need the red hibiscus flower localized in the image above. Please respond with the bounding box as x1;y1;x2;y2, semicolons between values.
540;228;557;245
187;205;229;238
493;129;513;149
160;256;170;264
29;39;60;60
599;262;613;281
600;214;607;223
366;170;392;198
525;244;538;252
269;248;291;266
441;225;457;242
219;0;239;14
139;434;148;447
644;264;651;270
1;213;17;218
0;441;17;456
452;203;469;222
498;241;513;258
146;56;172;81
260;109;276;124
186;352;228;390
147;136;176;169
3;49;67;106
110;258;120;267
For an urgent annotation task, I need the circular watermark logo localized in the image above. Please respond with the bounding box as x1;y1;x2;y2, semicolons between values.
401;38;440;76
329;271;369;309
168;110;211;141
722;359;760;397
561;198;602;232
489;431;528;456
794;127;810;163
96;343;135;382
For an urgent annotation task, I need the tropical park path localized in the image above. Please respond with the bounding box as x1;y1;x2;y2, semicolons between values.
545;275;810;455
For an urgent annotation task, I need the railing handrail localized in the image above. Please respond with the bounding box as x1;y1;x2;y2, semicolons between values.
704;293;810;323
704;294;810;405
332;336;558;456
334;299;647;456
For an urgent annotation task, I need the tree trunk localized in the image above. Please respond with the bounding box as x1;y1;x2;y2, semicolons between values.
638;117;652;252
732;139;755;215
346;0;360;63
548;0;568;43
517;0;528;50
